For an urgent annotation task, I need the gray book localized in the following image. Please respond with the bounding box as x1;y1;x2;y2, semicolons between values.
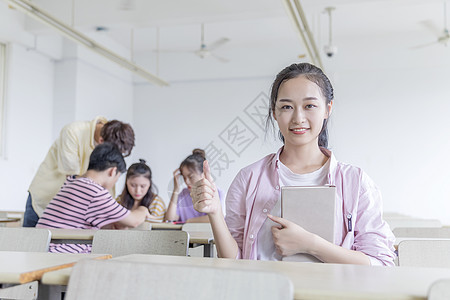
281;186;336;263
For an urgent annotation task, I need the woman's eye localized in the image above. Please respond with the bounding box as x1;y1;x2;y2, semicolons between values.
280;105;293;110
305;104;316;109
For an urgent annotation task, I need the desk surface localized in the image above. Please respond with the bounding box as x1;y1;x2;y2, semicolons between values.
109;254;450;300
48;228;97;240
150;222;183;230
47;228;212;244
0;251;111;284
0;217;21;223
188;231;214;244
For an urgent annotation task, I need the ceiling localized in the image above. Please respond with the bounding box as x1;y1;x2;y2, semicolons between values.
22;0;450;82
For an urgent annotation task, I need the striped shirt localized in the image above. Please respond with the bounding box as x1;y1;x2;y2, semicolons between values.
148;196;166;222
36;176;129;253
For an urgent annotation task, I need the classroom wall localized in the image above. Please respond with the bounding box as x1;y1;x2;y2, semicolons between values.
2;1;450;226
134;30;450;225
133;78;282;203
325;31;450;225
0;43;55;211
0;3;135;211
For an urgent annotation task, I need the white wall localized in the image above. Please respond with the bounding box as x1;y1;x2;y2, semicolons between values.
0;44;55;211
3;0;450;227
133;25;450;225
325;31;450;224
0;3;135;211
133;78;282;202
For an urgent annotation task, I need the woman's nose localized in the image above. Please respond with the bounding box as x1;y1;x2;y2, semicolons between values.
292;108;306;124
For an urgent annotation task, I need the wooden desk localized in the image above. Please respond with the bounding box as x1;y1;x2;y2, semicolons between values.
48;228;97;244
109;254;450;300
0;218;21;227
150;222;183;230
0;251;110;284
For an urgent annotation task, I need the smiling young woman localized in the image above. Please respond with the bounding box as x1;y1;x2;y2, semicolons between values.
190;63;396;266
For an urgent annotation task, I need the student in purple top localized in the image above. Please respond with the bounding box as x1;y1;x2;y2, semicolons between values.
190;63;396;265
164;149;224;223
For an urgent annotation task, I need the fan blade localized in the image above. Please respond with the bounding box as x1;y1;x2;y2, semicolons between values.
419;20;442;37
211;52;229;63
207;38;230;51
118;0;136;10
410;40;440;49
152;49;196;53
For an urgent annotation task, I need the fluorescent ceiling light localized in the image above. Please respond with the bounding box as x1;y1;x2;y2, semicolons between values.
282;0;323;69
5;0;169;86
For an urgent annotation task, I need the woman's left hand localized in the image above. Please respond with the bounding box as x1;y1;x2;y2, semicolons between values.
268;214;317;257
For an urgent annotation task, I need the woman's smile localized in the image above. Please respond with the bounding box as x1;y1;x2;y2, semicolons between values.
290;127;309;134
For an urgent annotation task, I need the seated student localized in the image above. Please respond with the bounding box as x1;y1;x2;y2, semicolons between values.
25;117;135;227
165;149;224;223
118;159;166;223
36;143;149;253
190;63;396;266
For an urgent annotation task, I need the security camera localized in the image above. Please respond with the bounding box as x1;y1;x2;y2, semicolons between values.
324;45;338;57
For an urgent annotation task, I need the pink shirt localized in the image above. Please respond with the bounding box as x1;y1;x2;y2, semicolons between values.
225;147;396;266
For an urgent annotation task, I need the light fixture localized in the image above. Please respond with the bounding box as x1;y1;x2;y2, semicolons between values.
323;7;337;58
5;0;169;86
282;0;323;69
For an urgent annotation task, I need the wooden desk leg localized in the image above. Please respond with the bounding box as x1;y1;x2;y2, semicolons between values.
0;281;38;300
203;242;214;258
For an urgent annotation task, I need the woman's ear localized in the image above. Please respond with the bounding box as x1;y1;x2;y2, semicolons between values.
272;108;277;121
324;100;333;119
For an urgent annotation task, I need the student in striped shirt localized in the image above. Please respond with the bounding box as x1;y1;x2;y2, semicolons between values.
36;143;150;253
118;159;166;222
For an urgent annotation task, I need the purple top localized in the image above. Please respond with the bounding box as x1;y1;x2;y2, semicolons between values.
176;187;225;222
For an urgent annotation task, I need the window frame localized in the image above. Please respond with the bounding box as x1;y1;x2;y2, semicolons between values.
0;42;7;158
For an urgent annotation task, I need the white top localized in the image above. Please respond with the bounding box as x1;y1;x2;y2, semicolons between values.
257;159;330;261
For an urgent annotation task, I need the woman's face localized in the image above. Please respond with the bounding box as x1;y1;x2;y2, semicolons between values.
126;175;151;202
274;76;332;149
181;166;204;190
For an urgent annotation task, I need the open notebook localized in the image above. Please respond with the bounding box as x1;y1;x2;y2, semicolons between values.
281;186;336;263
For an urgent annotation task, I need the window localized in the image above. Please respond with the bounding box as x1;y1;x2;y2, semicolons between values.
0;43;6;157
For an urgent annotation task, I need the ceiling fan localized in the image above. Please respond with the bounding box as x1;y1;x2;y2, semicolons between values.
156;23;230;62
413;1;450;48
194;23;230;62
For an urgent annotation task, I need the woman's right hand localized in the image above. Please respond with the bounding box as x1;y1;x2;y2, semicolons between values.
173;168;181;193
191;160;221;215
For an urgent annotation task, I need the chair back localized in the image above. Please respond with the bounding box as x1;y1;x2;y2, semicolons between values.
398;240;450;268
65;259;294;300
393;227;450;238
0;228;51;252
386;218;441;230
383;211;412;219
91;230;189;257
429;279;450;300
